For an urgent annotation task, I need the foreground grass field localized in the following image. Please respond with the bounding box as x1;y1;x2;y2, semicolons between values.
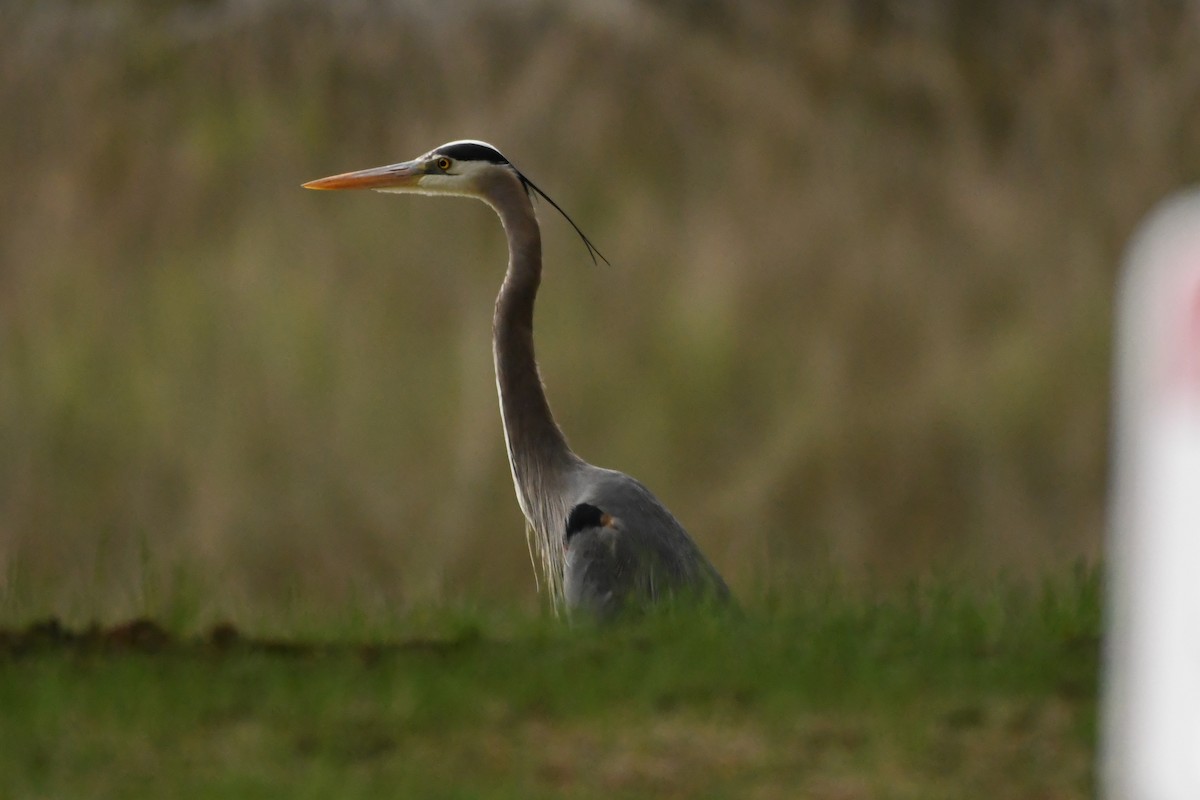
1;569;1100;799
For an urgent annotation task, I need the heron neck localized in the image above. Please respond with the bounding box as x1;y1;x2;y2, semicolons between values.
489;185;579;512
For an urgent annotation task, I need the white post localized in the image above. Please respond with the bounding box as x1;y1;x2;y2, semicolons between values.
1103;191;1200;800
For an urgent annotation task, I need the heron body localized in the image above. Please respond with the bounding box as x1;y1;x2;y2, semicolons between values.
304;140;730;614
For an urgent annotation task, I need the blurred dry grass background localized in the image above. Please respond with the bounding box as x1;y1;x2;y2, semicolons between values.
1;0;1198;621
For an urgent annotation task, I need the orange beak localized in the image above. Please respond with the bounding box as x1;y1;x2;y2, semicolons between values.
302;160;424;191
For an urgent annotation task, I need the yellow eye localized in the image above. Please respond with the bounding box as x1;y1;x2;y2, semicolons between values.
436;157;451;171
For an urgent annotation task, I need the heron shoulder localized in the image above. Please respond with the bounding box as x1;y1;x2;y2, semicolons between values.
570;468;681;527
568;467;704;567
562;507;646;617
567;466;732;602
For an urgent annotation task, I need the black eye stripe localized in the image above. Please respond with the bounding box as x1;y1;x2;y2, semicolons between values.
433;142;510;165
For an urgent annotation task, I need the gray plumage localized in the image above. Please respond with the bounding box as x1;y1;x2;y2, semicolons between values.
564;503;635;617
304;140;731;615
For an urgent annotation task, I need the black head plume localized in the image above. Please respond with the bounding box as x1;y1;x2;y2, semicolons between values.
434;140;609;266
516;172;610;267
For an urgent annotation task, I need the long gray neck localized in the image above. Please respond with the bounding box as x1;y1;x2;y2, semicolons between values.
484;174;579;603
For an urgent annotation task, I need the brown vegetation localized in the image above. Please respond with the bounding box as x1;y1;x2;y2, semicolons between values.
1;0;1198;620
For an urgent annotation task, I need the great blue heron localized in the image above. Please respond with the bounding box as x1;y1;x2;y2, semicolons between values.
304;140;730;615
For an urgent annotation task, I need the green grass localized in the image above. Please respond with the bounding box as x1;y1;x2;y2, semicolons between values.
0;569;1100;799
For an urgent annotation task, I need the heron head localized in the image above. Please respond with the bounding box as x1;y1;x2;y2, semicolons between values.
304;139;608;264
302;140;516;198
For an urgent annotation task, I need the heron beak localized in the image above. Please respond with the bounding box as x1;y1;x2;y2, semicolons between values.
302;160;423;191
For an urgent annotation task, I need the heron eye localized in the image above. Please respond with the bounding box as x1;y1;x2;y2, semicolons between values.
436;157;452;171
